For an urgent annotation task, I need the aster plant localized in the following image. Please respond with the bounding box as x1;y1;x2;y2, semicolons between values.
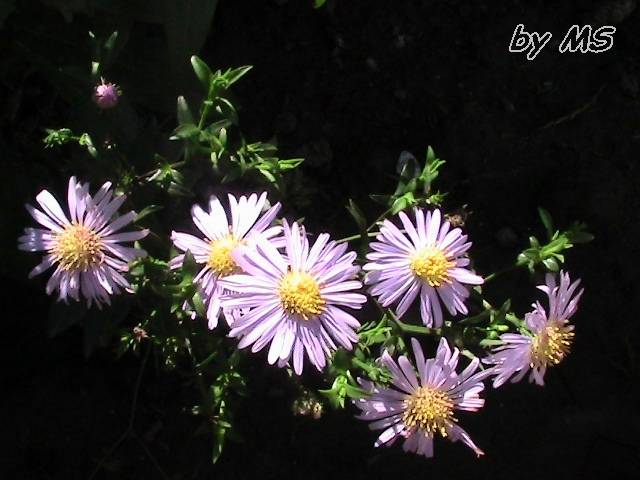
20;45;595;469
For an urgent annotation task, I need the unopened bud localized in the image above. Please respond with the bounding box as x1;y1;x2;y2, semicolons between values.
133;326;148;342
92;78;121;109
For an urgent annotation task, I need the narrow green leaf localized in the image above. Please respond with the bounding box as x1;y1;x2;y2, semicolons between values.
191;55;213;91
135;205;163;222
346;199;367;232
394;151;420;196
278;158;304;171
224;65;253;86
171;123;201;140
177;96;194;125
182;250;198;281
537;207;554;240
369;194;391;206
390;196;408;215
542;257;559;272
104;31;119;53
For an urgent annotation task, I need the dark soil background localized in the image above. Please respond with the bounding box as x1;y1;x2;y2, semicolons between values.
1;0;639;479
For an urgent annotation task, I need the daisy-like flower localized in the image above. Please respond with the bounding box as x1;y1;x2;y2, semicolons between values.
485;271;583;387
170;193;282;329
219;221;367;374
92;77;121;109
18;177;148;307
364;208;483;328
355;337;490;458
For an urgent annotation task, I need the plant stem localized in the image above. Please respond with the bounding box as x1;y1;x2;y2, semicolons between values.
483;264;519;283
367;208;392;232
336;231;380;244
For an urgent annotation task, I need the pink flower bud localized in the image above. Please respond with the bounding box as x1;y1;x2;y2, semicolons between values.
92;78;121;109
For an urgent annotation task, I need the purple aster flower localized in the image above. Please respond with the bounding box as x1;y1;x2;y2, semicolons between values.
364;208;483;328
92;77;121;109
170;193;282;329
355;337;490;458
18;177;148;307
485;271;583;387
219;220;367;374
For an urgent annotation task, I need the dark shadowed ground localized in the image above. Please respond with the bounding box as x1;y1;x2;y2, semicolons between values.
1;1;639;479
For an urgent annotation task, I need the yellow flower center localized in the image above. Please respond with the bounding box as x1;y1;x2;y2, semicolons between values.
207;235;240;277
403;386;455;437
278;271;325;319
409;246;454;287
52;224;103;271
530;321;575;369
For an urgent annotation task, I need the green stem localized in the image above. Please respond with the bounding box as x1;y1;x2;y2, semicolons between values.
367;208;392;232
379;304;442;336
394;318;442;336
483;264;519;283
336;231;380;244
198;84;216;130
351;357;372;372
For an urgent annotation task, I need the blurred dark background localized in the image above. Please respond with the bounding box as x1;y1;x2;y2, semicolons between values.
1;0;639;479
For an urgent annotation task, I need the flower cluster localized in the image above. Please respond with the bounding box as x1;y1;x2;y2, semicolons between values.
19;176;585;460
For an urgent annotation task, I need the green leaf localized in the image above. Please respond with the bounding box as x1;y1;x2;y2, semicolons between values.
177;96;194;125
171;123;201;140
135;205;163;222
104;31;119;53
192;291;207;318
346;199;367;232
390;196;408;215
566;222;594;244
420;146;446;194
529;236;540;248
211;423;227;464
165;1;219;80
278;158;304;171
204;119;232;136
567;230;594;243
369;194;391;207
257;168;277;185
394;151;420;196
537;207;554;239
43;128;74;147
191;55;214;91
182;250;199;282
224;65;253;87
542;257;559;272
